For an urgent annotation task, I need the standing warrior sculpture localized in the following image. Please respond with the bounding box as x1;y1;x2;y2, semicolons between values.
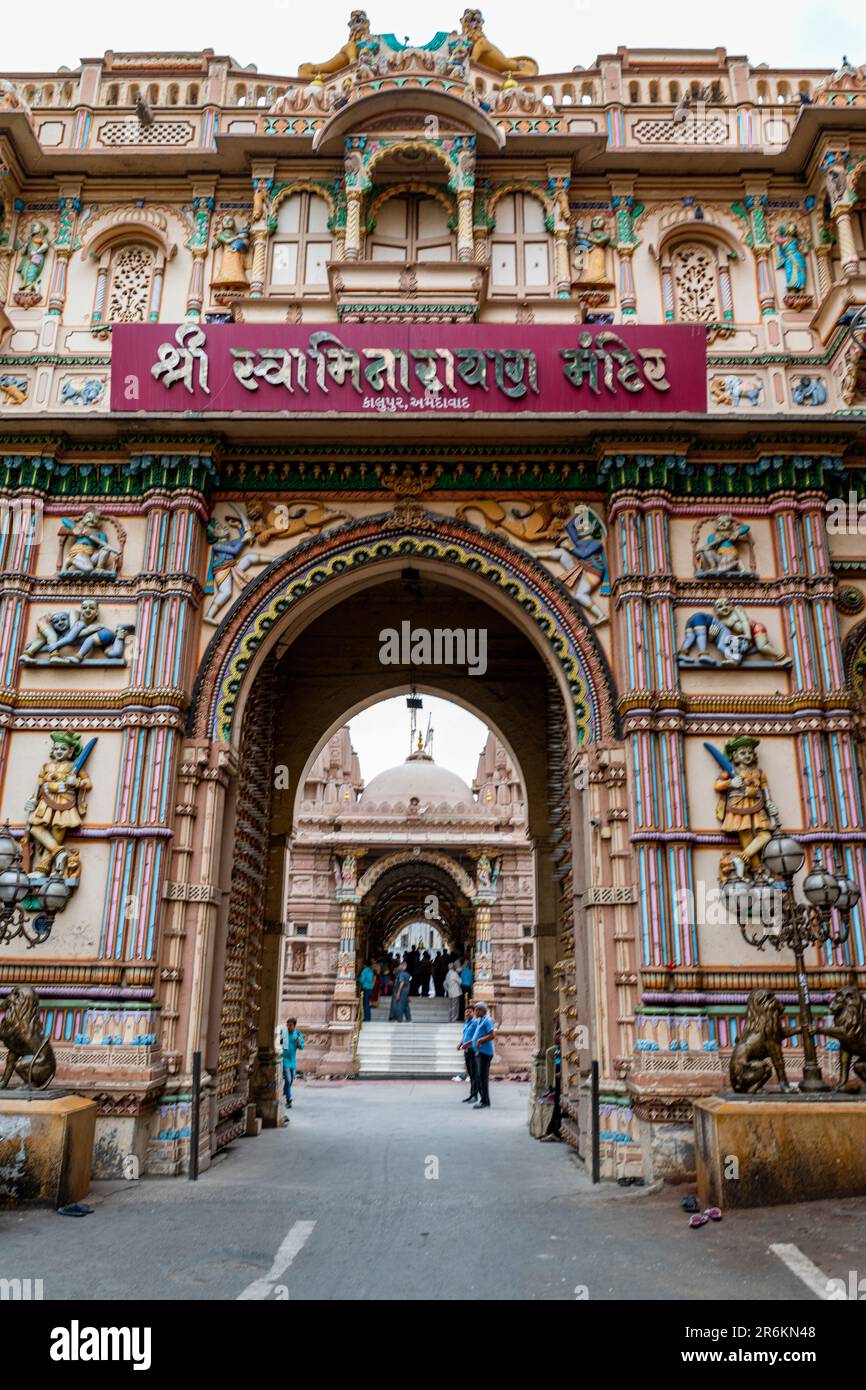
24;731;96;878
706;736;779;881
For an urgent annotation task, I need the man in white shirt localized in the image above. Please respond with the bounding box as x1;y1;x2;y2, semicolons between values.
444;963;463;1021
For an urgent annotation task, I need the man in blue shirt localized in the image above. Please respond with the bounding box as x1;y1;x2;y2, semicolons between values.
458;1005;479;1103
459;960;473;1012
278;1016;304;1110
358;959;375;1021
471;1002;495;1109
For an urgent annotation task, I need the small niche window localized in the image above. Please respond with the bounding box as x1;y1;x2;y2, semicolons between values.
367;192;455;262
270;191;333;292
489;192;552;296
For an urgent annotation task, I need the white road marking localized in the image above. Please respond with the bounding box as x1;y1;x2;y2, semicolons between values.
769;1243;844;1300
237;1219;316;1300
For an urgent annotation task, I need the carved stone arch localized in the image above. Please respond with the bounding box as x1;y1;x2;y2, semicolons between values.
356;849;476;901
188;509;620;751
642;200;746;256
79;205;177;262
655;219;743;263
487;180;554;227
363;138;455;188
843;614;866;708
366;181;457;230
269;180;337;223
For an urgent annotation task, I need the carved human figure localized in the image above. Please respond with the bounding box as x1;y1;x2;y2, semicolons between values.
22;599;131;664
694;513;753;576
203;507;270;625
537;505;609;626
680;598;790;667
774;223;808;292
444;30;473;79
24;730;93;875
713;736;779;880
59;510;122;574
476;853;493;890
16;219;52;293
712;598;790;666
212;215;250;291
574;216;611;283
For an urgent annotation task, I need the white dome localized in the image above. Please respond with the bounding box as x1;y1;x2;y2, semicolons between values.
360;752;475;806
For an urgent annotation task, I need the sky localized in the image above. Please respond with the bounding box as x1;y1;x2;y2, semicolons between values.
348;694;489;785
2;0;864;74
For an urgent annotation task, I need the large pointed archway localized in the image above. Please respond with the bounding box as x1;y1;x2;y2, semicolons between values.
178;507;621;1161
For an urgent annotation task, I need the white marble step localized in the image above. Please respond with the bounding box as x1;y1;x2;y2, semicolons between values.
357;1020;466;1074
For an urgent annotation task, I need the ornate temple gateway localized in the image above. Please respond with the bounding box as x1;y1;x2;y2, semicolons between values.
1;12;866;1181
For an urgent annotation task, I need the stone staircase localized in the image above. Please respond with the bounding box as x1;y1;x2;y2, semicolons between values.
357;994;465;1076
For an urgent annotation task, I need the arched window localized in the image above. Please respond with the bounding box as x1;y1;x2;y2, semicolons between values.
489;192;552;296
669;241;723;323
103;243;158;323
649;80;660;103
628;81;640;103
270;192;333;293
367;192;455;262
166;83;179;106
187;83;199;104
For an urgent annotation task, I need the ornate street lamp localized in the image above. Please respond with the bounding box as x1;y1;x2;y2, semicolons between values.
0;823;70;948
729;830;861;1091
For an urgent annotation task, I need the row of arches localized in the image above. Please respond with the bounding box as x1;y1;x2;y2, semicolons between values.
13;73;817;113
263;185;556;298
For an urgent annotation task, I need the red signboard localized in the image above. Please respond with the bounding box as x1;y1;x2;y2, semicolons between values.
111;322;707;415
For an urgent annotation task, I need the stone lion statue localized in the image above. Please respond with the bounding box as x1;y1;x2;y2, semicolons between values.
819;987;866;1091
729;989;796;1093
0;985;56;1090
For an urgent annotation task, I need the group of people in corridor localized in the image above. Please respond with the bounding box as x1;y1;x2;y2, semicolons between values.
357;948;474;1022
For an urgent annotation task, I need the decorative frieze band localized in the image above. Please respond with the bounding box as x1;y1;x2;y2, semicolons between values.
584;884;638;906
163;880;219;904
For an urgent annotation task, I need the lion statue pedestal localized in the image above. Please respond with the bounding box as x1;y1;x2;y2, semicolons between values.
694;1092;866;1210
0;985;96;1207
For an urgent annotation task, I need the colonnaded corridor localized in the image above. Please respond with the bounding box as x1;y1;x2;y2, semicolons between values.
4;1081;866;1303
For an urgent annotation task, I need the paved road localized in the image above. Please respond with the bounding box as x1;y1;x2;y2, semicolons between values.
3;1080;865;1301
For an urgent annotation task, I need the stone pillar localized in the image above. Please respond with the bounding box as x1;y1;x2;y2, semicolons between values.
149;252;167;320
617;247;637;319
815;243;834;298
833;206;860;278
660;258;674;320
248;231;268;298
472;901;494;1003
47;190;82;316
554;228;572;297
756;250;776;316
184;189;215;320
344;189;363;261
717;251;735;322
90;251;111;326
456;188;474;263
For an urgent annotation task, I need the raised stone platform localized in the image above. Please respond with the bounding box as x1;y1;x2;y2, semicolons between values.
0;1091;97;1207
694;1092;866;1209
